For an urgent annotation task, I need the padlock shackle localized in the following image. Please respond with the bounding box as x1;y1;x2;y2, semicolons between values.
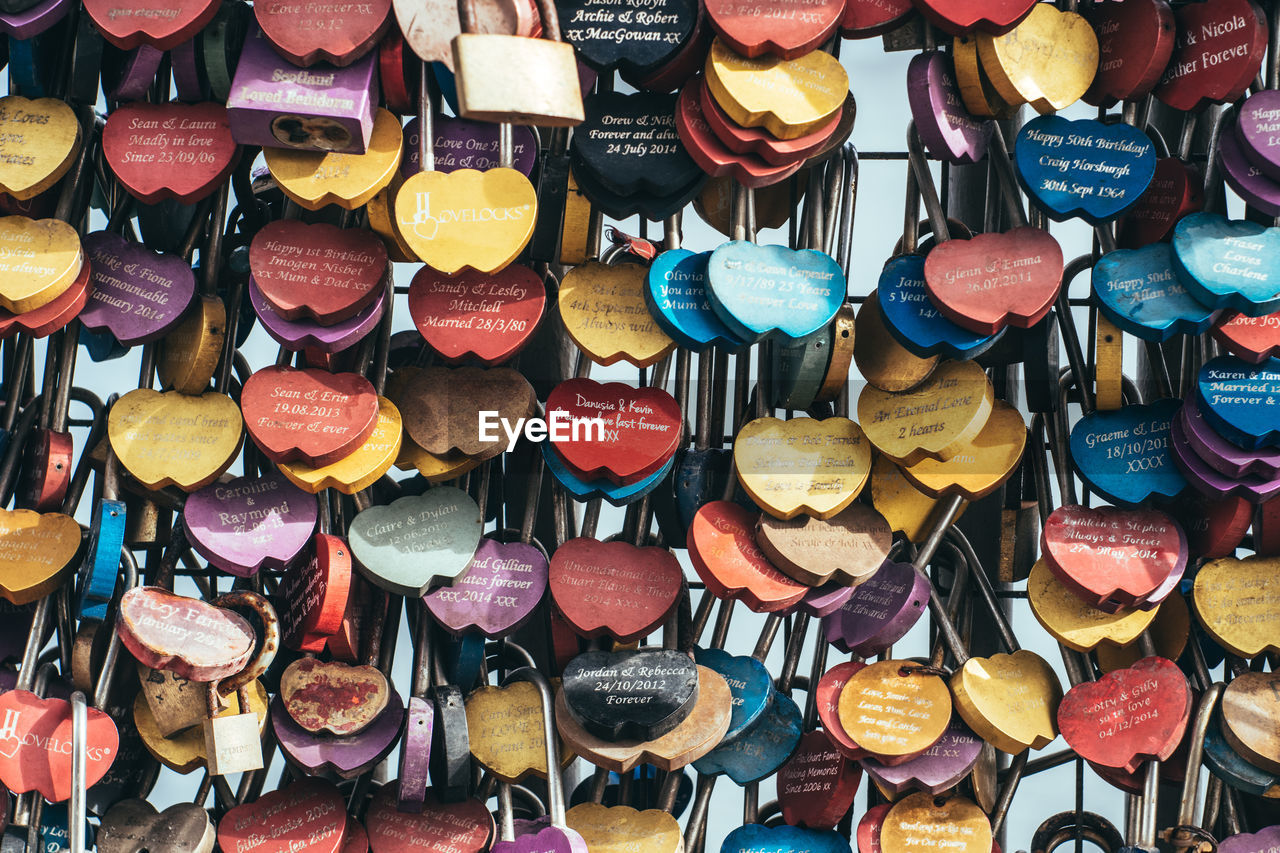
1200;108;1228;216
906;122;950;244
200;182;230;298
0;396;43;506
1177;684;1224;828
92;546;138;710
69;691;86;853
62;388;108;516
1030;811;1125;853
986;124;1028;229
943;527;1019;654
775;611;809;693
835;144;859;277
928;540;972;669
496;782;516;842
211;590;280;697
500;667;566;828
485;639;538;676
0;334;33;435
1056;254;1095;417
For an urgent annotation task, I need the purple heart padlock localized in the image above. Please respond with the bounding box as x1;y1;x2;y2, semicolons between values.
1220;115;1280;217
1237;90;1280;182
786;582;854;619
494;825;589;853
271;688;404;779
249;277;386;353
823;560;930;657
79;231;197;346
1220;826;1280;853
402;115;538;177
1177;396;1280;480
1171;402;1280;503
860;714;983;794
907;51;992;165
183;471;319;577
0;0;70;39
423;538;548;639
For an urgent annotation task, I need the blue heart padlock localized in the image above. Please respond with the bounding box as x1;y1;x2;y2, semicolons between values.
1197;356;1280;449
646;249;747;352
720;824;851;853
1015;115;1156;224
706;241;844;343
692;647;772;744
1070;398;1188;505
692;690;802;784
542;441;678;506
876;254;1001;359
1092;244;1220;342
1172;212;1280;316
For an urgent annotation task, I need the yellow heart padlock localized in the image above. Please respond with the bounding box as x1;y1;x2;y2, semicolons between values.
108;389;244;492
858;359;994;465
279;397;403;494
0;96;81;200
733;416;872;520
0;509;81;605
558;261;677;367
899;400;1026;500
394;167;537;274
977;4;1098;113
0;216;83;314
704;38;847;140
265;108;403;210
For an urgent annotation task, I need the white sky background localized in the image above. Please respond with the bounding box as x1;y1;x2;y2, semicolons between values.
12;23;1239;853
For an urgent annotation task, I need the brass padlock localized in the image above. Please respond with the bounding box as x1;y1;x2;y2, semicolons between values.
203;684;264;776
452;0;584;127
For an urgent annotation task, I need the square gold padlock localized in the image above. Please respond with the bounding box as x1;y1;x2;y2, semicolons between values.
204;711;263;776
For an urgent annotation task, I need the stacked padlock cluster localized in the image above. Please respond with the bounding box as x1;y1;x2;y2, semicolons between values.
2;0;1280;852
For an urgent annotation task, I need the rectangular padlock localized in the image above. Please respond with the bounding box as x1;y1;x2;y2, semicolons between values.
203;685;264;776
452;0;584;127
228;24;376;155
204;711;263;776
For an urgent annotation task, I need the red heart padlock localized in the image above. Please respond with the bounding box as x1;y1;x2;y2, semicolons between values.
687;500;808;612
241;366;379;467
84;0;221;50
1041;505;1187;613
913;0;1037;34
923;227;1064;334
254;0;393;66
549;537;683;642
102;102;239;204
0;691;118;803
365;784;493;853
545;378;683;486
249;221;388;326
1081;0;1175;108
407;264;545;366
1057;656;1191;774
1117;157;1203;248
1211;310;1280;363
703;0;843;58
217;779;347;853
1154;0;1267;112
